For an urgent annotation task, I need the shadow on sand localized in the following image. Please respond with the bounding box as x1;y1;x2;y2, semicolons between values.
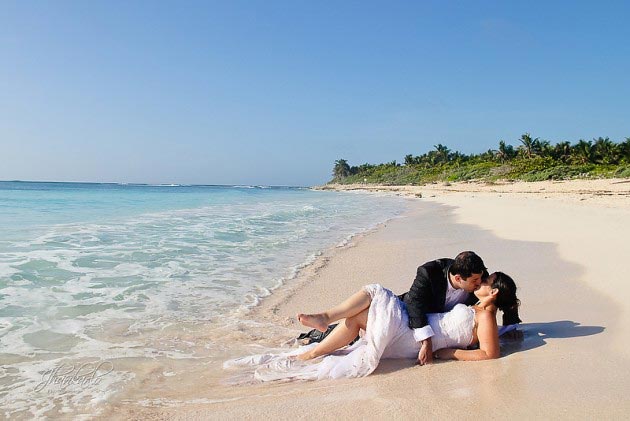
501;320;605;355
373;320;605;375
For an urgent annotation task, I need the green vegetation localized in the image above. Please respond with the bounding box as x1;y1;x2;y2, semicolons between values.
330;134;630;185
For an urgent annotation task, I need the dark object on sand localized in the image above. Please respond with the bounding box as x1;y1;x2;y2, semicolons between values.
297;324;359;345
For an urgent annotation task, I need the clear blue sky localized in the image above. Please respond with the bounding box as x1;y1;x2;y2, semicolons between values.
1;1;629;186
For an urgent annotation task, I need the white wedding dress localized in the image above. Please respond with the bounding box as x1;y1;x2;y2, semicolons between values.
224;284;476;382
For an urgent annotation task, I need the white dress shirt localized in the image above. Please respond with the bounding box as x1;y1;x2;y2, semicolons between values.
413;277;470;342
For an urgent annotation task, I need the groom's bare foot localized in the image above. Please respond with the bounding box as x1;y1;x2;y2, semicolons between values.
296;350;315;361
297;313;329;333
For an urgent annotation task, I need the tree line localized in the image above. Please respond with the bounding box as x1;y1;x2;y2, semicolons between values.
331;134;630;183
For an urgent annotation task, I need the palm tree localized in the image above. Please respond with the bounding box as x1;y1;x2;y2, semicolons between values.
358;163;375;172
404;154;416;166
434;144;451;164
496;140;516;163
572;140;593;164
496;140;508;163
553;141;572;162
618;138;630;163
417;153;432;168
536;139;552;157
426;150;440;165
332;159;352;179
518;133;537;158
593;137;617;164
450;151;465;166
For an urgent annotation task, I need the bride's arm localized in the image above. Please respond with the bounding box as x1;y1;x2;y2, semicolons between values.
433;310;500;361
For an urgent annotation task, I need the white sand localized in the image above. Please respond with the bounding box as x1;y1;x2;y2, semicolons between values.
107;179;630;420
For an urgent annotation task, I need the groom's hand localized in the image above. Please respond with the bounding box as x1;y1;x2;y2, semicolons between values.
417;338;433;365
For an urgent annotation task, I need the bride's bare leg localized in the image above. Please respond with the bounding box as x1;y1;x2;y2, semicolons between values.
297;289;371;332
297;309;368;360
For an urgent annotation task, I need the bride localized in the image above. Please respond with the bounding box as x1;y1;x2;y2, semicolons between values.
224;272;520;381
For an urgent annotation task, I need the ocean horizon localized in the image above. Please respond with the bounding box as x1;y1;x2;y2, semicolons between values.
0;179;311;187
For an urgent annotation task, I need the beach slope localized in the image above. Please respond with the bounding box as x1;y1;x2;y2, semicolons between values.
113;179;630;420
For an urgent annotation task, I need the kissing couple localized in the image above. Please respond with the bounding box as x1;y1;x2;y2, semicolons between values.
225;251;521;381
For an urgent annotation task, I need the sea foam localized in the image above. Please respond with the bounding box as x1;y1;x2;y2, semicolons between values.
0;182;409;417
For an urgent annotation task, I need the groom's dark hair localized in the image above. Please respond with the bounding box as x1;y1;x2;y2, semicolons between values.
449;251;486;278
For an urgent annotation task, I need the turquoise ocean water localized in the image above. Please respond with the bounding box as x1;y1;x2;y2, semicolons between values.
0;181;409;417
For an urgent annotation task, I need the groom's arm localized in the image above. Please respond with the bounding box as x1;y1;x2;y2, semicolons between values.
404;265;434;331
404;265;436;365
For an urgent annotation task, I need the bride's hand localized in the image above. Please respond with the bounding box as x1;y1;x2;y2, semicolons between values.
417;339;433;365
433;348;452;360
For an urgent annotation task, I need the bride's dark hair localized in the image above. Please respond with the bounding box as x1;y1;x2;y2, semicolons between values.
491;272;522;325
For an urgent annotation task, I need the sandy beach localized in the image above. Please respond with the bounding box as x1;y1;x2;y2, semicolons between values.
109;178;630;420
6;3;630;419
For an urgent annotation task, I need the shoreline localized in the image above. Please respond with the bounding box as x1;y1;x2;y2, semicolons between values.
110;179;630;419
248;210;411;327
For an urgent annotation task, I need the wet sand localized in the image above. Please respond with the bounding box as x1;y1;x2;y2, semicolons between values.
108;179;630;420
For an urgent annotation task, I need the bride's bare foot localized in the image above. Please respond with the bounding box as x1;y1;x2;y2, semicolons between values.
297;313;329;333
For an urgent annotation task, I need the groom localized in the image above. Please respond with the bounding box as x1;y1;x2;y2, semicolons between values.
297;251;486;354
399;251;486;365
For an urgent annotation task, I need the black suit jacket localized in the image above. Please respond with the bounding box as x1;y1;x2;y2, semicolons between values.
399;258;477;330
